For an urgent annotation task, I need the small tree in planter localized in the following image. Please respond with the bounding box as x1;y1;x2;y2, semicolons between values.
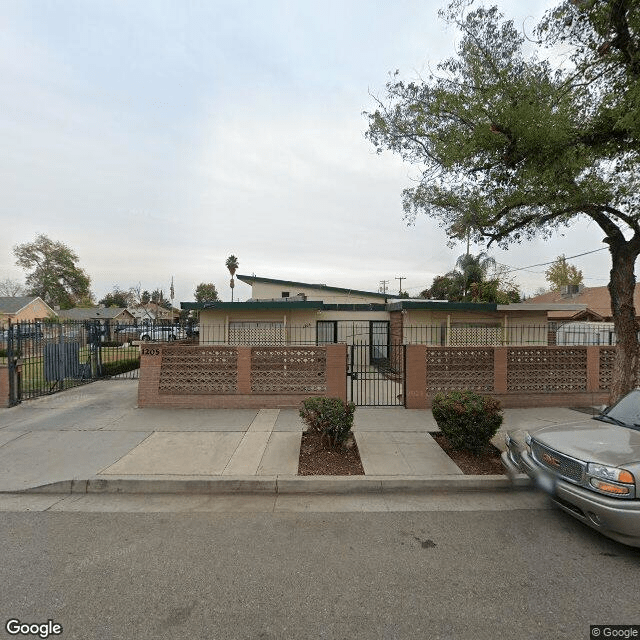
431;391;503;455
299;397;355;449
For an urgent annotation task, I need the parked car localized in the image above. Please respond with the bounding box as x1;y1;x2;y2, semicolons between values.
138;326;183;342
12;324;43;340
502;390;640;547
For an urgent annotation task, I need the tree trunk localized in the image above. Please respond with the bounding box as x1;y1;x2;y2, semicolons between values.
607;239;640;404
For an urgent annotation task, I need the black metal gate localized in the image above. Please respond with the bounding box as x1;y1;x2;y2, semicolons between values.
4;320;141;405
348;342;406;406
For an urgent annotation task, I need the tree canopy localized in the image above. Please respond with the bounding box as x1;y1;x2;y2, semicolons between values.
0;278;24;297
545;256;584;291
225;255;239;276
99;287;134;308
194;282;220;302
421;252;520;303
366;0;640;401
13;234;93;309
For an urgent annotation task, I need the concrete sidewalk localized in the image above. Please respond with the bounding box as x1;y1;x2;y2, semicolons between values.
0;380;589;494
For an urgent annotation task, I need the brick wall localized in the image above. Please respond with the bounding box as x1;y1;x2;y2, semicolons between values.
0;366;9;408
406;344;610;409
138;344;347;409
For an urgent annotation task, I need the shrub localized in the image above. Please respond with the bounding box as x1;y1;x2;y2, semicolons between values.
0;348;6;358
299;397;355;448
431;391;503;454
101;357;140;377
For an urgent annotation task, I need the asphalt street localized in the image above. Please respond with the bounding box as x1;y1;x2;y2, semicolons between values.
1;497;638;640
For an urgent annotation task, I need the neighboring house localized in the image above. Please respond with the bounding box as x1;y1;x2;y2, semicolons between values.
523;284;639;345
127;303;179;324
56;306;136;341
524;284;637;322
0;296;57;329
181;274;585;348
56;306;135;323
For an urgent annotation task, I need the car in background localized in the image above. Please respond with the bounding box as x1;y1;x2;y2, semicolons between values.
3;324;44;340
502;389;640;547
138;326;184;342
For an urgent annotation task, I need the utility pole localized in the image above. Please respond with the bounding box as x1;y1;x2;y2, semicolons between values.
395;276;405;296
379;280;389;295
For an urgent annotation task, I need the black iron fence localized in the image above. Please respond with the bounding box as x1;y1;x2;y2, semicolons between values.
1;320;147;404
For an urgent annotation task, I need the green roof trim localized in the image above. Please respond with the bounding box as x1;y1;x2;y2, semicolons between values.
236;274;389;300
387;301;498;312
183;300;500;312
181;301;324;311
321;304;388;312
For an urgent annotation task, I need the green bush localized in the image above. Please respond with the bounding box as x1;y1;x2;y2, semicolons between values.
431;391;503;454
299;397;355;448
101;357;140;377
101;341;121;348
0;348;6;358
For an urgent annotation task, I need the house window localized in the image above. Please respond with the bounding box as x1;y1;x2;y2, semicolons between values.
317;321;337;344
449;323;501;346
281;291;290;298
370;321;389;360
228;321;285;345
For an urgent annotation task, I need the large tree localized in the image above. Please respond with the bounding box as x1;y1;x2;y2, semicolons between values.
366;0;640;402
99;286;134;308
13;234;93;309
194;282;220;302
545;255;584;292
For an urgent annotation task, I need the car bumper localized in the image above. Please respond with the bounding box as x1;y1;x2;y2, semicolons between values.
502;449;640;547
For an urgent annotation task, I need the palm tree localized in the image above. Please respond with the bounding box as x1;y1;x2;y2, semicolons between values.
455;252;496;299
225;255;239;301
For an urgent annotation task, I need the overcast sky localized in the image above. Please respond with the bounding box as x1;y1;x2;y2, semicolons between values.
0;0;613;304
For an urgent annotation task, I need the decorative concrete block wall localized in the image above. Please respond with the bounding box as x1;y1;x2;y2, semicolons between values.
138;344;347;409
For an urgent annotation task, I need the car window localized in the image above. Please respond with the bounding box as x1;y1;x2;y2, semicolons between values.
603;389;640;426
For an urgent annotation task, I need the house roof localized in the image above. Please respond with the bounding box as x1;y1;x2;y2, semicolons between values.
523;285;634;319
57;307;130;321
182;301;324;311
0;296;55;313
236;274;389;300
0;296;41;314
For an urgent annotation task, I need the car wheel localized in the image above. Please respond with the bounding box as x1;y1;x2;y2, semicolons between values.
141;335;151;342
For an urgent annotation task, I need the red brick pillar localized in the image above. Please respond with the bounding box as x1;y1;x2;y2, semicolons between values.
138;345;162;407
587;346;600;393
0;366;10;408
494;347;508;394
237;347;251;395
326;344;347;402
405;345;427;409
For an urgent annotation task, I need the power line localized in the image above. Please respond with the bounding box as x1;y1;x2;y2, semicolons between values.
501;247;608;274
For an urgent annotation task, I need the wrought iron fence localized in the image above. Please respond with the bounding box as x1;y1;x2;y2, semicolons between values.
2;320;144;403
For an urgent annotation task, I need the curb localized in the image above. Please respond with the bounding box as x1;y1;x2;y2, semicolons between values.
12;474;533;496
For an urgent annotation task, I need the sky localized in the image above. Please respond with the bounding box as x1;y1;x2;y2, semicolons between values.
0;0;614;305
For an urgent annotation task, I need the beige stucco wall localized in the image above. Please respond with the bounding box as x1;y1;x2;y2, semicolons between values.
248;281;386;304
402;309;549;346
199;309;391;345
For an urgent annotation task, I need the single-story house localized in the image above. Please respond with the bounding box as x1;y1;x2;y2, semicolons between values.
524;284;636;323
181;274;585;349
127;303;179;324
0;296;57;329
56;306;136;341
56;306;135;323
